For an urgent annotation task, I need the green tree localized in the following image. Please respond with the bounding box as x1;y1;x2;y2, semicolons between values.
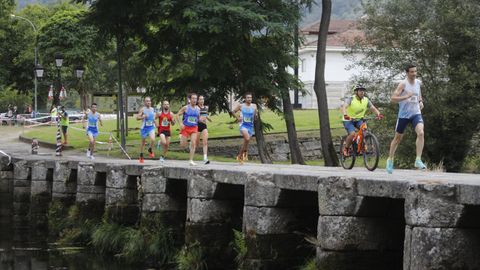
348;0;480;171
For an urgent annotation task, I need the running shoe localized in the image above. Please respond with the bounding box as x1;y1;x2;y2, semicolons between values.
243;151;248;161
204;159;210;165
159;156;165;162
236;154;244;164
189;160;197;166
386;158;394;174
139;153;145;164
414;159;427;170
86;150;91;158
343;147;350;157
148;148;155;158
90;155;95;160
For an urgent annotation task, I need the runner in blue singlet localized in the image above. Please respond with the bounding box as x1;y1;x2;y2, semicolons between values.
83;103;103;160
230;92;257;163
137;97;157;163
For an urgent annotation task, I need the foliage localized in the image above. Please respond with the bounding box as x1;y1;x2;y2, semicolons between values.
176;241;208;270
48;203;97;246
299;257;317;270
0;86;32;112
230;229;247;269
346;0;480;171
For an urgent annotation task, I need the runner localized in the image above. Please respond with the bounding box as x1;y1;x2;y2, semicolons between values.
341;84;383;156
230;92;257;163
58;106;69;145
83;103;103;160
386;64;426;174
50;104;58;125
197;95;211;164
176;93;200;166
137;97;157;163
156;100;175;162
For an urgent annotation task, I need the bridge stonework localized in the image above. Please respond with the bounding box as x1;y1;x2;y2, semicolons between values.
1;154;480;270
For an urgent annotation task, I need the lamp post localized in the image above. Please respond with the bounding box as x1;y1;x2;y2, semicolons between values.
10;14;40;114
54;52;63;106
74;66;85;110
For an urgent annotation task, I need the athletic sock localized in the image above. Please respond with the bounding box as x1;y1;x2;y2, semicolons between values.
203;154;207;161
416;156;421;161
148;147;152;154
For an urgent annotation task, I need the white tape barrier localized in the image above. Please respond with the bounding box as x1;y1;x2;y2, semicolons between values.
0;150;11;166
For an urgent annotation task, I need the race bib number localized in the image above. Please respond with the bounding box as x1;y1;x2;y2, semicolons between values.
409;95;418;103
187;116;197;124
88;121;96;127
145;120;154;127
161;119;169;127
243;117;252;123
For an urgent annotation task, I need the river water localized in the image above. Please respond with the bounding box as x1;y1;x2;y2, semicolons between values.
0;184;140;270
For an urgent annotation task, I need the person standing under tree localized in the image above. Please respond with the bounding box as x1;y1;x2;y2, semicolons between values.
58;106;69;145
83;103;103;160
230;92;257;163
156;100;175;162
197;95;211;164
50;104;58;126
176;93;200;166
386;64;427;174
137;97;157;163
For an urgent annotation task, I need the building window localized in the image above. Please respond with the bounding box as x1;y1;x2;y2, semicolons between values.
301;59;306;73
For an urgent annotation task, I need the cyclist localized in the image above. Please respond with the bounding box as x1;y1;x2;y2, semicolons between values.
341;84;383;156
386;64;426;174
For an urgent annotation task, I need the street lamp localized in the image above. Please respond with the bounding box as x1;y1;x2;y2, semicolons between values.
55;52;64;68
74;66;84;79
34;64;44;79
10;14;40;115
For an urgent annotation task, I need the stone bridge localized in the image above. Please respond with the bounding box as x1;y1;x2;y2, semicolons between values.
1;154;480;270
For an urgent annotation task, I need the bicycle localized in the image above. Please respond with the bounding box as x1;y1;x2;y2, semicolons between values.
339;117;380;171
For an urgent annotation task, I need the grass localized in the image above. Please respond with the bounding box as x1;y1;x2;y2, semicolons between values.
23;109;343;160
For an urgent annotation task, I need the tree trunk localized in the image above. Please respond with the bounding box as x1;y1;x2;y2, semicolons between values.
254;108;272;164
116;35;127;150
313;0;339;166
281;89;306;164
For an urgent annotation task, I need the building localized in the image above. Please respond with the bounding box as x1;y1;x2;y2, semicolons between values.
291;20;365;109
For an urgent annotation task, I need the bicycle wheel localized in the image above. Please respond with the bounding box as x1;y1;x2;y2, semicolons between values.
363;133;380;171
340;136;355;169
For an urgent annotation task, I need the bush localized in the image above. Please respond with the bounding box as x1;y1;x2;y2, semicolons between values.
231;229;247;270
176;242;207;270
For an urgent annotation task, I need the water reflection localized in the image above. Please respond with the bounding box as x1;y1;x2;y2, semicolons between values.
0;187;140;270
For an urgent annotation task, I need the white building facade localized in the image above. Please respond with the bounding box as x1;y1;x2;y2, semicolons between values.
291;20;365;109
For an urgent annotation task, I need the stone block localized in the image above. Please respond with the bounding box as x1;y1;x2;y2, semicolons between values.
14;160;29;180
317;248;402;270
105;187;136;205
164;166;191;179
357;179;408;199
13;187;30;202
302;141;321;151
187;198;235;223
13;179;30;188
405;183;464;227
318;177;362;215
404;226;480;270
93;162;108;172
0;179;12;193
457;184;480;205
76;192;105;203
273;173;319;191
243;206;295;234
31;162;48;181
187;171;217;198
53;161;70;182
106;165;128;188
212;169;248;185
141;168;167;194
77;163;95;186
76;184;105;194
0;171;13;179
30;180;51;196
142;193;186;212
244;174;281;207
317;216;403;251
124;164;144;176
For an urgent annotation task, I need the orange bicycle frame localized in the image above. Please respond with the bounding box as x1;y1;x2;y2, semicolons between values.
352;121;368;154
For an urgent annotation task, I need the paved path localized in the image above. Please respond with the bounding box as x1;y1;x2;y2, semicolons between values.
1;126;479;188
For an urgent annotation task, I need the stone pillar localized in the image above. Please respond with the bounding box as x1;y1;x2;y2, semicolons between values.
0;166;13;239
12;160;31;244
404;183;480;270
186;170;242;269
52;160;77;205
29;161;52;236
76;162;105;220
141;167;187;245
243;173;317;269
105;165;139;225
316;177;404;270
